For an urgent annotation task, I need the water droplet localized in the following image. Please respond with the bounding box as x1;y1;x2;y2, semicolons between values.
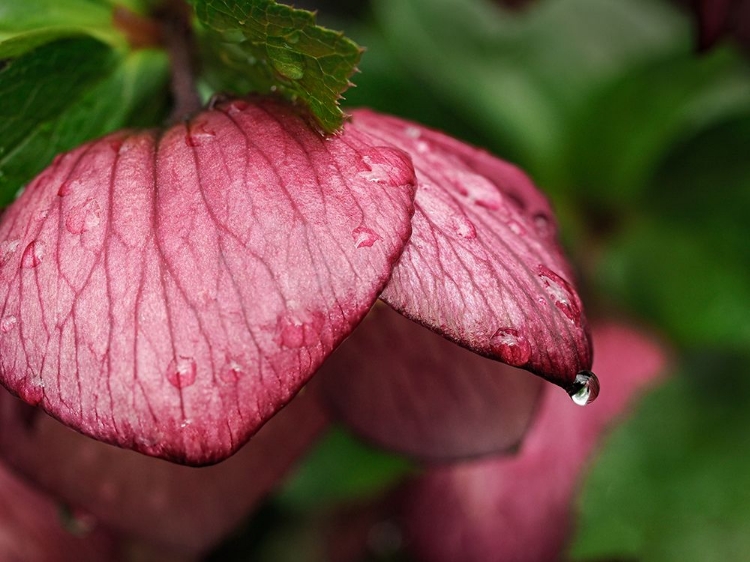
537;265;581;324
0;315;17;333
185;123;216;147
167;356;197;388
59;505;96;536
415;141;430;154
36;209;49;221
359;148;414;187
352;226;381;248
220;359;245;383
66;199;102;234
225;99;249;115
269;47;305;80
221;28;246;43
179;419;192;429
506;219;526;236
404;126;421;139
568;370;600;406
286;30;301;44
21;240;45;268
450;170;504;210
489;328;531;366
533;213;553;237
450;215;477;239
0;239;20;267
58;179;79;197
275;312;325;349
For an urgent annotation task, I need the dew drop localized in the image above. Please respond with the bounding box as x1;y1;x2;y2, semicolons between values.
506;219;526;236
489;327;531;366
359;148;414;187
353;226;381;248
58;179;80;197
270;48;305;80
59;505;96;537
221;28;246;43
568;370;600;406
220;359;245;383
537;265;581;324
0;239;20;267
225;99;250;115
286;30;301;44
275;312;325;349
21;240;45;268
404;126;421;139
533;213;553;237
167;356;197;388
450;170;504;210
450;215;477;240
0;315;17;333
185;123;217;147
66;199;102;234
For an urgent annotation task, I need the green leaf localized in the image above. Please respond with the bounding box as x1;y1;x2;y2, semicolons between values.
0;37;170;205
568;47;750;207
277;427;414;512
598;219;750;351
571;355;750;561
0;0;124;53
190;0;362;133
371;0;688;187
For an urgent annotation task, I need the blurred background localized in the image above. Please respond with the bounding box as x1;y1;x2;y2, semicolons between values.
202;0;750;560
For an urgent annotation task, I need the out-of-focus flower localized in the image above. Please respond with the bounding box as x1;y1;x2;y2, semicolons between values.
400;322;668;562
0;96;592;469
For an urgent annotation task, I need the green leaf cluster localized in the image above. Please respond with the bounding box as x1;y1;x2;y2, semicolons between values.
190;0;361;133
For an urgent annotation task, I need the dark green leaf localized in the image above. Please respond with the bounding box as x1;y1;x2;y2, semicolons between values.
190;0;361;132
0;37;170;205
568;47;750;207
371;0;688;187
598;219;750;350
571;355;750;561
277;427;414;512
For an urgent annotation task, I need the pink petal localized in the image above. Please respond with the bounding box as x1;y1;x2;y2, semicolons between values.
0;461;119;562
348;111;592;390
0;384;328;554
0;97;415;464
318;304;543;461
401;322;668;562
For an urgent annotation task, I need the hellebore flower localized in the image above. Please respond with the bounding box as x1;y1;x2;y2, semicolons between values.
0;385;327;555
0;96;593;466
400;322;667;562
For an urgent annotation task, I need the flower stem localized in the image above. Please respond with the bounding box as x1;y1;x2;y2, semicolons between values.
157;0;202;123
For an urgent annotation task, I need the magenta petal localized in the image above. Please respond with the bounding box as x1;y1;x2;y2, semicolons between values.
0;461;121;562
401;322;667;562
318;304;543;461
0;385;328;554
0;98;415;463
348;111;592;389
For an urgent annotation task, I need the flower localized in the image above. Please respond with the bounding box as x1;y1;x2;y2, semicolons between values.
0;96;592;467
399;321;667;562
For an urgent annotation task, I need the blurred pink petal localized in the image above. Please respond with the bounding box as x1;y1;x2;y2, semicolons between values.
348;111;592;392
402;322;667;562
0;385;328;554
0;461;119;562
318;304;543;461
0;97;415;464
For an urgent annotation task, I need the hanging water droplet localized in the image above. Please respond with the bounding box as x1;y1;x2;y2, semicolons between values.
21;240;45;268
568;370;600;406
167;356;197;388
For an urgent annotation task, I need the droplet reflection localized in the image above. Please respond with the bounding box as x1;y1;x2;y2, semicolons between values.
568;370;600;406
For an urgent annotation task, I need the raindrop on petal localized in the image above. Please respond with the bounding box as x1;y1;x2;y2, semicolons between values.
167;356;197;389
537;265;581;325
489;327;532;366
353;226;381;248
66;199;102;234
568;370;600;406
21;240;45;268
0;315;17;333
